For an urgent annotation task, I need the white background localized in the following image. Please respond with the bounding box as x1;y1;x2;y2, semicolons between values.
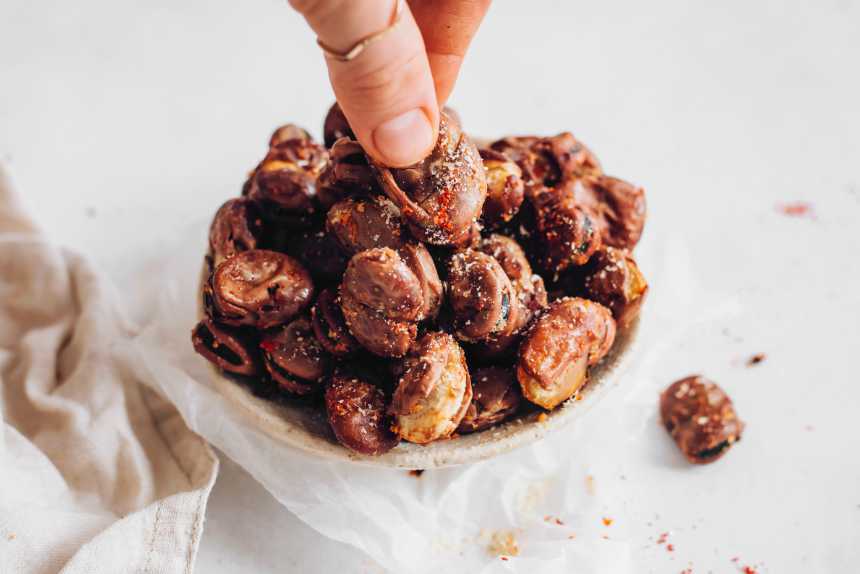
3;1;860;572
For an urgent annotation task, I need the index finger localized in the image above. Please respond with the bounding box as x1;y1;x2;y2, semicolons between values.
408;0;492;105
291;0;440;167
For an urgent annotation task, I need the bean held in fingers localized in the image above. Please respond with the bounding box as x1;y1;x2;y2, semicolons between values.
373;112;487;246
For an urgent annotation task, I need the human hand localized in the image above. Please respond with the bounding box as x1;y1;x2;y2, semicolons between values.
289;0;491;167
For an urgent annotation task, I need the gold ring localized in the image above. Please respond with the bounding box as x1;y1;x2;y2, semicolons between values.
316;0;403;62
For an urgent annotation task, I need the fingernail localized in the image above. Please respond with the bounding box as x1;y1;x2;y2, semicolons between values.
372;109;435;167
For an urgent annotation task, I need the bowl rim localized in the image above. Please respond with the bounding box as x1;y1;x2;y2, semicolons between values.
198;262;640;469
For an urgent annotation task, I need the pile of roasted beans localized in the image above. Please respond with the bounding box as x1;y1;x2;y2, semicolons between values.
192;104;648;455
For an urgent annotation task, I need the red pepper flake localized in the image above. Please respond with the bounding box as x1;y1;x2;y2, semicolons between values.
667;543;675;552
776;201;815;218
259;339;277;353
657;532;669;545
602;517;613;527
747;353;766;366
432;188;455;231
500;556;509;562
408;469;424;478
730;557;760;574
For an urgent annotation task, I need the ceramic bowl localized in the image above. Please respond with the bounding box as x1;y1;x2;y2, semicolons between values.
200;265;639;469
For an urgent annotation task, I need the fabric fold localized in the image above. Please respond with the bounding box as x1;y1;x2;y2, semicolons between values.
0;164;218;574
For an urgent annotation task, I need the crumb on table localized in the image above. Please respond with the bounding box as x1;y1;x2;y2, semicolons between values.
486;530;520;557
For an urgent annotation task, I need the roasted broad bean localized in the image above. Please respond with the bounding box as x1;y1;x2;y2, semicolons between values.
208;197;263;267
260;317;330;395
373;112;487;246
191;318;261;376
325;368;399;455
457;366;521;433
390;332;472;443
517;297;616;409
660;375;744;464
566;246;648;329
323;102;355;148
326;195;405;255
311;288;360;358
479;148;525;228
447;250;519;342
210;249;313;329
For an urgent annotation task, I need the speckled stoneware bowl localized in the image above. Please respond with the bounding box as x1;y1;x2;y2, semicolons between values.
199;265;640;469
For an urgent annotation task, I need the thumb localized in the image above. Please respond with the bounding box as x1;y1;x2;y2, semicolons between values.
290;0;439;167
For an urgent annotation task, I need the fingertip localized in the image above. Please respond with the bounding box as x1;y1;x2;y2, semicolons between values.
426;52;464;106
410;0;491;105
368;107;437;167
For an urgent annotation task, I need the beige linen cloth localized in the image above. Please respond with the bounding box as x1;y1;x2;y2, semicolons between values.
0;166;218;573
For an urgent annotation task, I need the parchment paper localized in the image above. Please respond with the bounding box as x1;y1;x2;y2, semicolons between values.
115;217;693;574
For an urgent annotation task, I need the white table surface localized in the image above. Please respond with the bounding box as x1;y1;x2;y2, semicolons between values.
3;1;860;572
